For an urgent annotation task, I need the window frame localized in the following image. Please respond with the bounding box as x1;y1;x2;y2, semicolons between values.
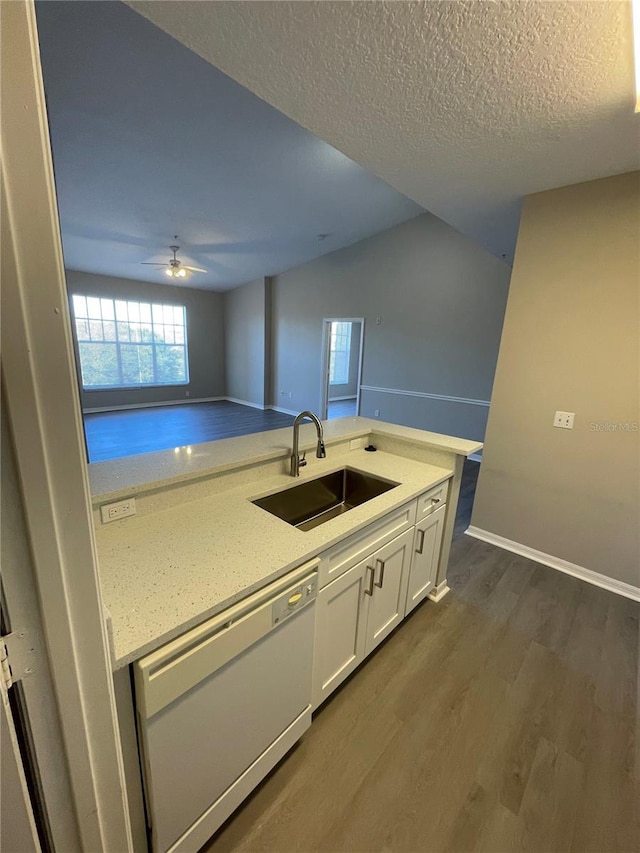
70;293;190;390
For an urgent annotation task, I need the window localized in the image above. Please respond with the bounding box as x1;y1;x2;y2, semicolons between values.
329;321;352;385
71;295;189;389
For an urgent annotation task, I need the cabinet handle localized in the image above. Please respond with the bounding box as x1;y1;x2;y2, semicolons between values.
375;558;385;588
431;497;441;505
416;528;426;554
365;565;375;596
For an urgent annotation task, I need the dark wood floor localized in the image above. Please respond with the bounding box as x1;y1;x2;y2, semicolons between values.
202;464;639;853
83;402;295;462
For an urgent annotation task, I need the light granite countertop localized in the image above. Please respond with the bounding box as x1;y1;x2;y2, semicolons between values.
89;416;481;502
96;444;453;668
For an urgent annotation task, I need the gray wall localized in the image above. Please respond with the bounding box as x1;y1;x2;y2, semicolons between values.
272;213;511;440
472;172;640;588
223;277;267;407
65;269;225;409
328;321;361;400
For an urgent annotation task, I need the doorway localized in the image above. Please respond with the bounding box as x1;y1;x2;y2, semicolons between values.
320;319;364;420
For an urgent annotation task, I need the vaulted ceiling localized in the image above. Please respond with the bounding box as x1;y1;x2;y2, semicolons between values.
35;1;423;291
128;0;640;261
38;1;639;291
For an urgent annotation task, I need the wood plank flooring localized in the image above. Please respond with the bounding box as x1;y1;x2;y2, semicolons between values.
83;401;295;462
328;399;358;419
201;476;639;853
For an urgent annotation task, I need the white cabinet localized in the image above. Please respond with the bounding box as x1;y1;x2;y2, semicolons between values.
313;479;451;710
312;561;369;708
312;528;414;709
318;500;416;588
363;528;413;654
416;480;448;521
404;505;446;615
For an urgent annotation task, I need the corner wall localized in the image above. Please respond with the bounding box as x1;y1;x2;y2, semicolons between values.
472;172;640;589
65;269;225;409
271;213;511;438
223;277;267;407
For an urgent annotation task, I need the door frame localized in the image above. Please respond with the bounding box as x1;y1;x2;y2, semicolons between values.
2;3;132;849
1;683;40;853
319;318;365;420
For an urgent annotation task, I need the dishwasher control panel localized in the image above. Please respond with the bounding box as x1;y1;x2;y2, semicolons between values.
272;573;318;626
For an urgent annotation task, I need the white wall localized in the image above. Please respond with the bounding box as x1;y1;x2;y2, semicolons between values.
271;213;511;439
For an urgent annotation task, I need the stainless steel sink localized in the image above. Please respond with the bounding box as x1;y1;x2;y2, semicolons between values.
252;468;399;532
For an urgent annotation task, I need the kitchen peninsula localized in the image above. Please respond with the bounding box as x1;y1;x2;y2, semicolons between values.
91;416;480;668
90;416;480;852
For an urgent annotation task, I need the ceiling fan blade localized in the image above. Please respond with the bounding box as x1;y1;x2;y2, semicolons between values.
184;266;207;273
140;262;168;266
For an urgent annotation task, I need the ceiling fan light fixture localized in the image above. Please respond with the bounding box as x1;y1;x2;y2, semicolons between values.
141;241;207;278
164;265;187;278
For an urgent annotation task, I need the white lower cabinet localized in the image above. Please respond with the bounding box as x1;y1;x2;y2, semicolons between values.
363;528;413;654
312;560;369;708
313;482;451;710
312;527;414;709
404;505;446;615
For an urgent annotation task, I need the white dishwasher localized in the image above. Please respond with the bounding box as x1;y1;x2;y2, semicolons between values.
134;559;319;853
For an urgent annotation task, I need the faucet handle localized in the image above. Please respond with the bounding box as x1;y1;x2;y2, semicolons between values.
299;451;307;468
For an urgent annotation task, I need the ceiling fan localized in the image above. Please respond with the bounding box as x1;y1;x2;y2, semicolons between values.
141;240;207;279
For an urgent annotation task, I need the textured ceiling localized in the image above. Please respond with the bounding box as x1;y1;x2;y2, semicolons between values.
128;0;640;261
35;1;422;291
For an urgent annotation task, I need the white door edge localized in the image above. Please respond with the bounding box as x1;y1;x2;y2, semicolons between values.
1;3;132;850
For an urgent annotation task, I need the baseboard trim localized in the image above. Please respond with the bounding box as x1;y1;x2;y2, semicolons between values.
466;526;640;602
225;397;266;411
428;580;451;603
83;396;225;414
268;405;299;417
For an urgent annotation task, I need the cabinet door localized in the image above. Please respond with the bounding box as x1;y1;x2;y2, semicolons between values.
312;560;369;709
405;505;446;615
364;528;413;656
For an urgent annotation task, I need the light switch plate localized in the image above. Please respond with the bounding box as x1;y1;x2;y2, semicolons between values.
553;411;575;429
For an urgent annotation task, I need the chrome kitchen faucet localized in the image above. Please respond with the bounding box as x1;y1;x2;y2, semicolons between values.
291;411;326;476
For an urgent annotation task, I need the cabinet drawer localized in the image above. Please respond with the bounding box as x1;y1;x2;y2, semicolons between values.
318;500;417;588
416;480;449;520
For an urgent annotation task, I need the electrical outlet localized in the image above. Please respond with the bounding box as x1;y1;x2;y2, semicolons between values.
349;438;362;451
553;411;575;430
374;409;380;418
289;392;293;399
101;498;136;524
